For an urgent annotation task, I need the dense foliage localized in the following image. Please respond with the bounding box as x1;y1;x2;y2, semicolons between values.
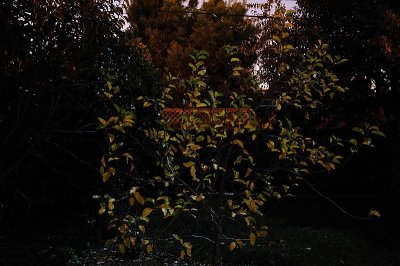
1;0;397;265
127;0;258;103
0;0;161;218
96;6;383;260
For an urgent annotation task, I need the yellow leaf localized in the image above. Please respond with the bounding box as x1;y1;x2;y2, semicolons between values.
183;242;192;249
369;209;381;218
107;134;115;143
124;238;131;248
118;243;126;254
134;191;145;205
187;248;192;257
123;152;133;160
249;182;255;191
250;232;256;246
245;168;253;178
183;161;195;168
146;244;153;253
190;166;197;180
229;242;236;251
109;167;116;176
139;225;145;233
107;116;119;124
123;115;134;123
106;81;112;90
279;152;287;160
191;193;205;202
129;197;135;206
232;139;244;149
141;207;153;221
98;117;107;125
98;207;106;215
102;171;111;183
143;101;152;108
180;249;185;258
248;156;254;164
256;230;268;237
118;224;128;233
130;237;136;247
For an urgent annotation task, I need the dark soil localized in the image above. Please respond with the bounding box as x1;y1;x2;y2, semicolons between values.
1;210;400;266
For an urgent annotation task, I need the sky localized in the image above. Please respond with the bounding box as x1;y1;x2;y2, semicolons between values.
276;0;297;9
121;1;298;30
247;0;297;15
251;0;297;9
198;1;297;10
197;1;298;15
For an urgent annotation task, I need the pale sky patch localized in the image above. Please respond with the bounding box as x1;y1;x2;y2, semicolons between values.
197;0;297;14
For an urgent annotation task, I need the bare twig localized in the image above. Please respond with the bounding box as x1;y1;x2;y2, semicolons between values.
302;178;372;221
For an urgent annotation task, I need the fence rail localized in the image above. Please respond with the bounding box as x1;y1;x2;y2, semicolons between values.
162;107;257;128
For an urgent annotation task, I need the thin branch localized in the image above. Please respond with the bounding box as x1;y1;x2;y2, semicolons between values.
302;178;372;221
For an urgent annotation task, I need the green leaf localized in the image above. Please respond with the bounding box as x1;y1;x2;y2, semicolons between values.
335;86;345;93
189;63;196;72
105;238;116;247
352;127;365;135
196;103;208;107
198;50;209;57
233;67;244;72
371;130;385;137
348;139;358;145
196;135;205;142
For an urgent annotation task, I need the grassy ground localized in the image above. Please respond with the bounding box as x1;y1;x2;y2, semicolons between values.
1;213;399;266
251;217;400;266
